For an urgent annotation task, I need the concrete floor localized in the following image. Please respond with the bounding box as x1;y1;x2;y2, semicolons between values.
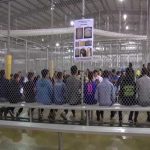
0;108;150;150
0;128;150;150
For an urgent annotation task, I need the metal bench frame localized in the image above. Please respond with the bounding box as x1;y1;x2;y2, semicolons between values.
0;102;150;150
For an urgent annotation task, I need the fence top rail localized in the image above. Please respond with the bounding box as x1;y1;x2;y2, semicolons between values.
0;120;150;136
0;102;149;111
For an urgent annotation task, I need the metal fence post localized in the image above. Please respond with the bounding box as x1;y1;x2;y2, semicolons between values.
58;132;63;150
25;40;28;74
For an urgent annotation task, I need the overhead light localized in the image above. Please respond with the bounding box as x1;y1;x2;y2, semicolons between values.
123;14;127;21
70;21;74;26
56;42;60;47
125;25;129;30
42;38;44;42
119;0;124;2
51;7;54;10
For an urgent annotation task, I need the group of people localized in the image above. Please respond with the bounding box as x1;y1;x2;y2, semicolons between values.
0;62;150;125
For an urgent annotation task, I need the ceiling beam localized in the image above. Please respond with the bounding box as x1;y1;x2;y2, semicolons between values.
130;0;134;10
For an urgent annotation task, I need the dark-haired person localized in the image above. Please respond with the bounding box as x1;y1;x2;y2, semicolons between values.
0;70;9;119
54;72;66;105
93;70;103;84
33;75;40;85
84;72;97;105
7;73;23;120
119;68;138;125
137;68;150;122
10;74;14;81
128;62;135;80
53;72;68;120
110;69;119;86
84;72;97;121
95;70;115;122
147;63;150;77
18;71;25;89
64;65;81;120
14;72;35;118
36;69;54;121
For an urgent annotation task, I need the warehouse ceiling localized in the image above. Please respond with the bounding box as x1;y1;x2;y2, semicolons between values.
0;0;148;35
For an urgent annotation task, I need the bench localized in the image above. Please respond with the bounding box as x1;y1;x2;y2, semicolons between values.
0;102;150;124
0;103;150;150
0;102;149;111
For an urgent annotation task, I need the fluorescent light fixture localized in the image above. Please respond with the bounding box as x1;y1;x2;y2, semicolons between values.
123;14;127;21
125;25;129;30
70;21;74;26
56;42;60;47
119;0;124;2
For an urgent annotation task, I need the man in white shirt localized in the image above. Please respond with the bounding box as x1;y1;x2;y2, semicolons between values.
137;68;150;121
93;70;103;83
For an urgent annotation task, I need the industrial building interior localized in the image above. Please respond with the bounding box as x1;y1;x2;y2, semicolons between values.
0;0;150;150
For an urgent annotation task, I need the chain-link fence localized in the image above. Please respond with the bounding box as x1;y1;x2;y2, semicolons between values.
0;32;150;126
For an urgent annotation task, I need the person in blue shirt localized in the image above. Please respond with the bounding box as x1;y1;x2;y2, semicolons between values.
54;72;67;105
36;69;54;121
53;72;69;120
95;70;115;122
109;69;119;86
84;72;97;105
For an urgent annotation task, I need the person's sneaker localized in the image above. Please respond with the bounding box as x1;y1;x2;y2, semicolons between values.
110;119;115;125
60;112;67;121
119;120;122;126
100;118;104;124
4;112;7;120
39;113;43;121
128;120;133;125
66;111;72;121
9;110;15;120
97;117;100;121
69;116;76;121
48;111;56;121
134;121;138;126
0;112;3;120
147;118;150;122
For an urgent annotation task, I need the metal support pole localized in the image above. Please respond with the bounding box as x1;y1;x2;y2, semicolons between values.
58;132;63;150
107;15;110;31
110;44;112;68
62;47;64;71
46;48;49;69
119;10;122;33
82;0;85;18
7;0;11;53
51;0;54;28
25;40;28;74
146;0;150;64
81;0;85;121
99;11;101;29
140;0;143;34
29;108;32;122
86;110;89;126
